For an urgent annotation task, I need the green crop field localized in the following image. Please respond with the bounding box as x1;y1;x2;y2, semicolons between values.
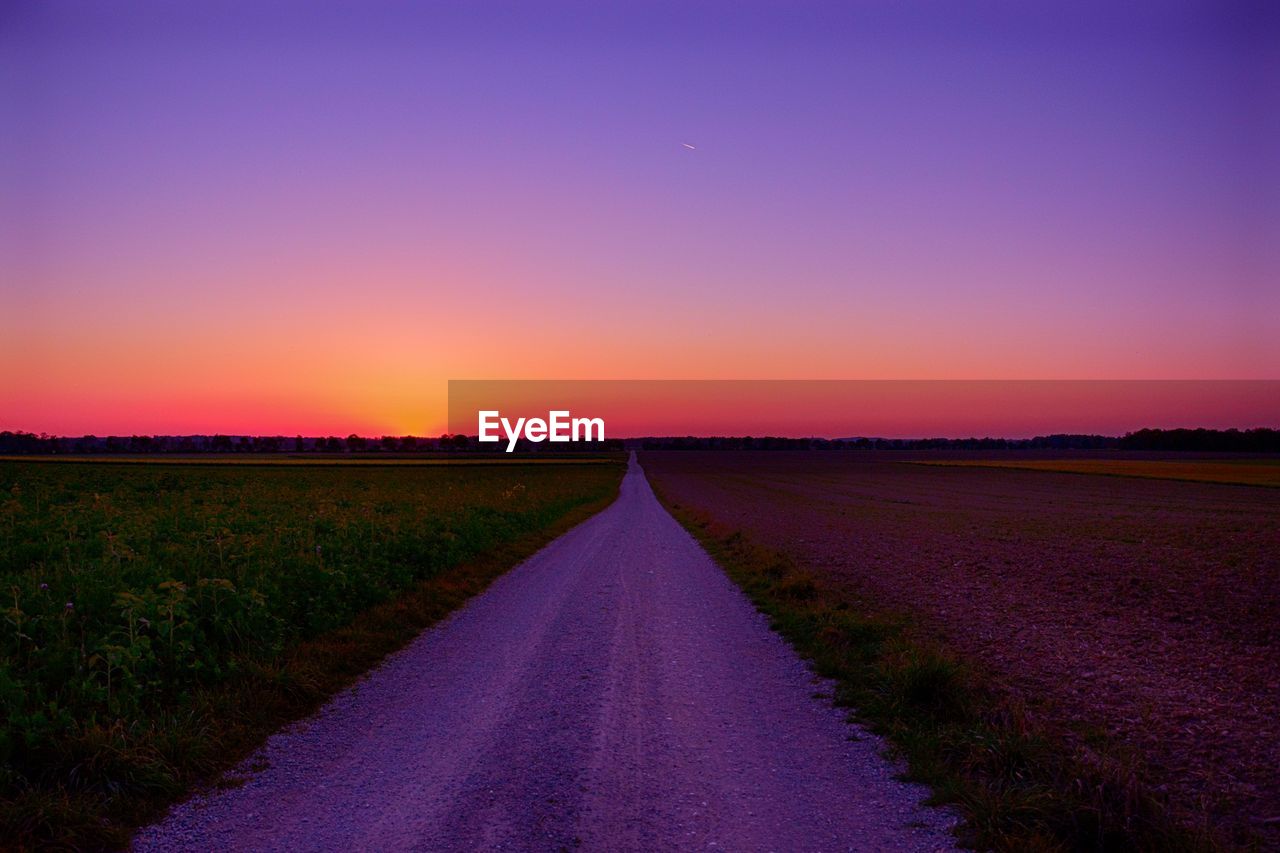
0;457;624;846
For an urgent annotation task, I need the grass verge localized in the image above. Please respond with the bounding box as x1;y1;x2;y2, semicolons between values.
2;479;622;851
649;486;1240;852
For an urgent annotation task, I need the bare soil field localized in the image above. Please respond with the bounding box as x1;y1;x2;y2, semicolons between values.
642;451;1280;847
917;458;1280;488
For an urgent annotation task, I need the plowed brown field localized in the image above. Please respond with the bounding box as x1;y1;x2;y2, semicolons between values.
642;451;1280;846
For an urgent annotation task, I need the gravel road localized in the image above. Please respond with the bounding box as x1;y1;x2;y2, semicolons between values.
134;454;955;852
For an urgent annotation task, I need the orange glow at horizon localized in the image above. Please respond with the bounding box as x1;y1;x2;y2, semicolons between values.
4;3;1277;436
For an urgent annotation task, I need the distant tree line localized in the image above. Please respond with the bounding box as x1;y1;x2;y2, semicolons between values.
638;428;1280;452
0;428;1275;455
0;431;624;455
1117;428;1280;452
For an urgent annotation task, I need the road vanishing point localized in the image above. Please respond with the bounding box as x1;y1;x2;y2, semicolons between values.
135;454;955;852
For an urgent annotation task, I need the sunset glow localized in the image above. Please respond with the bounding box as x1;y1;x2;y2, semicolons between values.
3;2;1277;436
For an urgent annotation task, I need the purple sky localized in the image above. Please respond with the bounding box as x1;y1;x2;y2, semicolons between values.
2;1;1277;435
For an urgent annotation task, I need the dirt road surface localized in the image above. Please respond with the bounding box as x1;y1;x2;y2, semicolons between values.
134;454;954;852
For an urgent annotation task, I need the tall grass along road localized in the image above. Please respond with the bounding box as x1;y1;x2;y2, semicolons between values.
135;454;954;851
